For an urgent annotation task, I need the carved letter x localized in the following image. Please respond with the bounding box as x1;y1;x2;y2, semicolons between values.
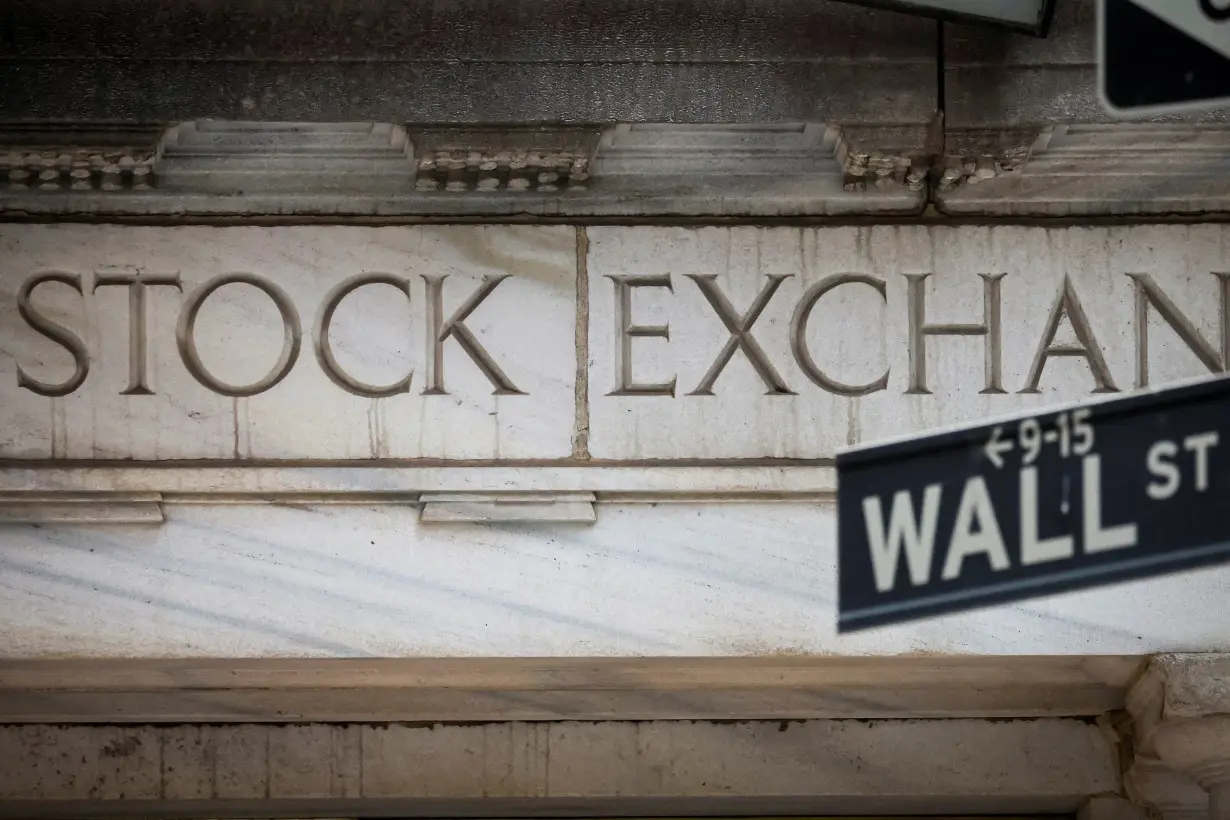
686;274;794;395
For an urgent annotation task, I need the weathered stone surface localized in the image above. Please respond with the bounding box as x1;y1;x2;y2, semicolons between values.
0;655;1143;723
3;223;1230;659
0;0;936;125
944;0;1230;133
1;503;1229;658
0;225;577;460
1126;653;1230;820
1153;654;1230;719
586;224;1230;459
937;125;1230;217
0;718;1118;813
0;122;926;218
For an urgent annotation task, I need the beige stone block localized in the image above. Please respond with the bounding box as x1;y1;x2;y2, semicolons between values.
211;725;269;799
268;725;347;799
159;725;211;800
90;727;162;800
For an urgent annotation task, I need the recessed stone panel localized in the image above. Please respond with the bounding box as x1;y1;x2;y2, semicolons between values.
586;225;1230;459
0;225;577;460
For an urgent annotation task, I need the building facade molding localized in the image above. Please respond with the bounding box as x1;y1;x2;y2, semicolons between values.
0;121;928;218
5;120;1230;219
1127;653;1230;820
0;715;1120;817
937;125;1230;216
0;655;1142;724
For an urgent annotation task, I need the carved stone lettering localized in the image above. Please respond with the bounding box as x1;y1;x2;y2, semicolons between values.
1130;272;1230;388
906;273;1005;396
0;225;577;461
606;274;677;397
422;274;523;396
15;271;90;398
315;273;414;399
1021;275;1118;394
790;274;889;397
7;225;1230;463
177;273;303;398
93;271;183;396
687;274;794;396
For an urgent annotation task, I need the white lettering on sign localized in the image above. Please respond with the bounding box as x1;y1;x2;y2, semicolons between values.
862;486;942;593
1147;432;1221;499
941;476;1010;581
1020;464;1074;565
986;409;1096;470
860;430;1152;592
1082;454;1138;554
860;408;1229;594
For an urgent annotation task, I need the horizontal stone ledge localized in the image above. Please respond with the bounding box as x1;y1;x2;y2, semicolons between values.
7;120;1230;217
0;796;1098;819
0;656;1143;723
0;465;839;497
937;125;1230;217
6;224;1230;464
0;492;164;524
0;182;925;219
0;718;1119;811
0;121;926;217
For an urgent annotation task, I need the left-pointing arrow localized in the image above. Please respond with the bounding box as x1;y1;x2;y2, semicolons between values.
985;425;1014;468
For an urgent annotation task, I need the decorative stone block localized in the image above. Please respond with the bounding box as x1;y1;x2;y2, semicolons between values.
0;225;578;460
586;225;1230;459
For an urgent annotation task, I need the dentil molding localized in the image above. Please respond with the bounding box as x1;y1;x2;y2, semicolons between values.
5;120;1230;218
0;121;924;218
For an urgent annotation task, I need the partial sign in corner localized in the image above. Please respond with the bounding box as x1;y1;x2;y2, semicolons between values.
1100;0;1230;116
836;375;1230;633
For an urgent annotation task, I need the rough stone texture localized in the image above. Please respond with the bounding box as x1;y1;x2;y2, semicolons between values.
1125;654;1230;820
0;718;1119;812
0;0;936;125
937;125;1230;217
1153;654;1230;720
944;0;1229;141
1080;795;1154;820
1125;756;1211;820
0;122;926;217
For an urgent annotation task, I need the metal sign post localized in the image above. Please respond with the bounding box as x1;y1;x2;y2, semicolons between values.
837;376;1230;633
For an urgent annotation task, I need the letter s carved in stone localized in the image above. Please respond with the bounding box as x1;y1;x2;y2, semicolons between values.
16;271;90;397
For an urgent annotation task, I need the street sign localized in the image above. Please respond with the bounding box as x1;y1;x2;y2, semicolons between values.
1100;0;1230;115
836;375;1230;634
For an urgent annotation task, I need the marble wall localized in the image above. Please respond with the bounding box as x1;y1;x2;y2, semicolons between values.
2;223;1228;657
3;224;1227;462
3;502;1229;658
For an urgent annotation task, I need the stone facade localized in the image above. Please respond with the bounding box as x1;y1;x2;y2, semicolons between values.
4;0;1230;817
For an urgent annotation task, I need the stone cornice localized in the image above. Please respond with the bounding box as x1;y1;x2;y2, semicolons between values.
0;655;1141;723
938;125;1230;216
5;121;1230;218
0;125;164;193
0;121;926;218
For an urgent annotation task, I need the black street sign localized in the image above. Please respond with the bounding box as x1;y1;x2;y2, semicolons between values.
836;376;1230;634
1100;0;1230;115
